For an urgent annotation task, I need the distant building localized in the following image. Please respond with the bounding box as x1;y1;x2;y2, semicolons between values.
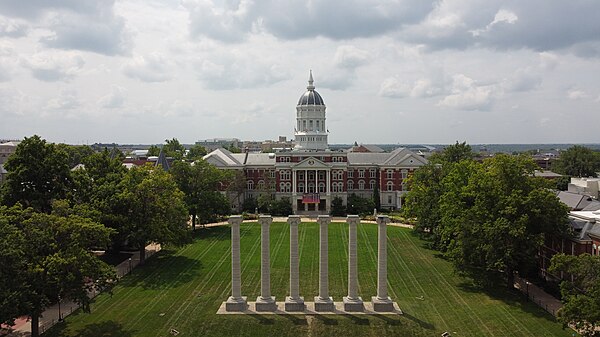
568;177;600;199
0;141;19;164
203;71;428;214
196;138;241;152
347;143;385;153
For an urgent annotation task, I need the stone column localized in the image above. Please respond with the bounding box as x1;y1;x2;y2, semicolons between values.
344;215;364;311
226;215;248;311
372;215;394;312
315;215;334;311
326;170;331;213
292;170;297;213
256;215;276;311
285;215;305;311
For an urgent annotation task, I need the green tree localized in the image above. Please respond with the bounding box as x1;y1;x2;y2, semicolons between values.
147;145;160;157
163;138;186;160
555;145;600;177
0;205;115;337
346;193;375;215
441;155;570;288
431;141;474;164
373;183;381;211
170;159;231;229
187;144;208;161
117;165;189;262
330;196;346;216
226;143;241;153
56;144;95;168
549;254;600;336
269;197;293;216
1;135;72;213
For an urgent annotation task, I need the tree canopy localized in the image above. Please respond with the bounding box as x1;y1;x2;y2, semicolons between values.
550;254;600;336
554;145;600;178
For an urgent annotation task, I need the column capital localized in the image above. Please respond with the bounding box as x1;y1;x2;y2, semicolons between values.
317;215;331;226
287;215;301;226
258;215;273;226
376;215;390;225
346;215;360;225
229;215;243;226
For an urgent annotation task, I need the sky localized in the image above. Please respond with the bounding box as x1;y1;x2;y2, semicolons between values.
1;0;600;145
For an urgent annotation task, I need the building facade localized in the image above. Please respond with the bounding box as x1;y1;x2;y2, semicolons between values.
203;72;428;214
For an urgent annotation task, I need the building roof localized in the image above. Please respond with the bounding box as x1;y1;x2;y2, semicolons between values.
0;164;6;174
570;210;600;240
534;170;563;178
556;191;594;210
347;144;385;153
297;71;325;106
582;200;600;211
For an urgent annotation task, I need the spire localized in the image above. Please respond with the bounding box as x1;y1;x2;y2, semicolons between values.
307;70;315;90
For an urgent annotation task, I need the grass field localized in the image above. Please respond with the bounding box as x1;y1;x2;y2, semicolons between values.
46;222;573;337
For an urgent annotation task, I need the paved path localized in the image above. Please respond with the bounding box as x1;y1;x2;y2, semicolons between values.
6;244;161;337
514;275;562;317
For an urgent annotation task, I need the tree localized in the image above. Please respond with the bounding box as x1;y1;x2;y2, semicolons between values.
373;183;381;211
170;159;231;230
269;197;293;216
330;196;346;216
227;170;247;211
1;135;72;213
163;138;186;160
117;165;189;262
0;205;115;337
441;155;570;288
147;145;160;157
555;145;600;178
187;144;208;161
56;144;95;168
431;141;474;164
226;143;241;153
346;193;374;215
549;254;600;336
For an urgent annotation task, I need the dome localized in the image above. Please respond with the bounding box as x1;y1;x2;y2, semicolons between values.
298;90;324;106
297;70;325;106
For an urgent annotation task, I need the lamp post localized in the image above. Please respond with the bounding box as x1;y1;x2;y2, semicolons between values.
526;281;530;301
128;257;132;274
57;295;62;322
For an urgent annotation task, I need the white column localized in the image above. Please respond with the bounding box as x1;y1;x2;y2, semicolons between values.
326;169;331;213
256;215;276;311
314;215;334;311
372;215;394;312
226;215;247;311
344;215;363;311
285;215;305;311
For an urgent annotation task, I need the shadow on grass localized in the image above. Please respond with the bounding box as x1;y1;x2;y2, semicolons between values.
457;282;558;320
313;315;338;325
121;254;203;290
44;320;135;337
191;225;231;241
370;314;402;326
345;314;370;325
402;311;435;330
278;314;308;325
248;314;275;325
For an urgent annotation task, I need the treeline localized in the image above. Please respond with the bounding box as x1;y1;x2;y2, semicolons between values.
0;135;228;336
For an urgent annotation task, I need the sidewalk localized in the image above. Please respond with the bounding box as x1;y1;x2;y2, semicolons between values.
7;243;161;337
514;275;562;317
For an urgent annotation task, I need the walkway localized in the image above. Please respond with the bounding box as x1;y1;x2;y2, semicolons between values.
6;244;160;337
514;275;562;317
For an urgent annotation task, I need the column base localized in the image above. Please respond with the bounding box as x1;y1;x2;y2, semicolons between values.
343;296;364;312
255;296;277;312
371;296;394;312
225;296;248;312
284;296;305;312
314;296;335;312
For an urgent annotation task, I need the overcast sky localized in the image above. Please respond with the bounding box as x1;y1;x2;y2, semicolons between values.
1;0;600;145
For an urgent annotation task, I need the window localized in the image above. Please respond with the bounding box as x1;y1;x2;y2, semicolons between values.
358;180;365;190
348;170;354;178
401;182;407;191
387;170;394;180
280;182;291;193
298;184;304;193
308;183;315;193
318;182;326;193
309;120;313;129
347;180;354;191
387;181;394;191
332;170;343;180
370;169;376;178
257;180;265;190
247;180;254;190
401;169;408;179
269;181;276;190
370;180;376;190
332;157;338;162
280;182;286;192
388;196;392;204
308;171;315;180
303;120;307;130
279;156;291;163
319;171;325;180
269;170;276;178
316;120;320;131
298;172;304;181
358;169;365;178
280;170;291;180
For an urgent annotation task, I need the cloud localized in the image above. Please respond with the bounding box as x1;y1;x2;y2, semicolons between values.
501;69;541;93
98;86;126;109
333;45;371;69
437;74;493;111
567;88;588;100
378;77;411;98
0;16;28;37
122;53;172;82
195;53;288;90
539;52;558;70
470;9;518;37
182;0;255;43
21;52;85;82
45;89;81;117
378;76;447;98
0;88;28;117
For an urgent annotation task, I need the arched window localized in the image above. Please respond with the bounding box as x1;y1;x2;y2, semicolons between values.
308;183;315;193
370;180;376;190
318;182;325;193
316;120;320;131
401;182;407;191
280;182;286;192
387;181;394;191
347;180;354;191
303;120;307;130
247;180;254;190
401;169;408;179
358;180;365;190
387;170;394;179
286;182;292;193
257;180;265;190
309;120;313;130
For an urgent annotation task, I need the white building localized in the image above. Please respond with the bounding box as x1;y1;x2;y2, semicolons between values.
204;72;428;214
568;177;600;199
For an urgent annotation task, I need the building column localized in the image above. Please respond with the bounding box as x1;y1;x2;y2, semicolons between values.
256;215;276;311
292;170;297;213
315;215;334;311
372;215;394;312
285;215;305;311
226;215;247;311
344;215;364;311
326;169;331;213
304;169;308;212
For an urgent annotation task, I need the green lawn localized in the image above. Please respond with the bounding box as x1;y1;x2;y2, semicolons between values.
46;222;574;337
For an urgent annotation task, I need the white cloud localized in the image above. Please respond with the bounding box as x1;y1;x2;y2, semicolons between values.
0;16;28;37
45;90;81;116
567;88;588;100
378;77;411;98
182;0;255;43
98;85;126;109
470;9;518;37
333;45;370;69
378;76;446;98
438;74;494;111
122;53;172;82
539;52;559;70
21;51;85;82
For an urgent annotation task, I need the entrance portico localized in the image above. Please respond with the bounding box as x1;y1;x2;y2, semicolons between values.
291;157;331;214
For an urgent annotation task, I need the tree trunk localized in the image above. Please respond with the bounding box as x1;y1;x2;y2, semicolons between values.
139;245;146;265
30;311;40;337
191;212;196;231
506;268;515;289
